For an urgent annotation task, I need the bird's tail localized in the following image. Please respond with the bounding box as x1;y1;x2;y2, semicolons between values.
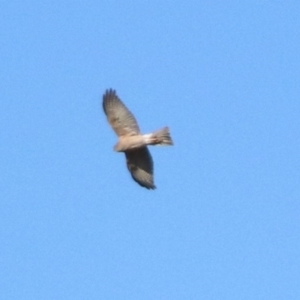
147;127;173;146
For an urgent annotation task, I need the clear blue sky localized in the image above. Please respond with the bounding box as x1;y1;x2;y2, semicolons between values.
1;1;300;299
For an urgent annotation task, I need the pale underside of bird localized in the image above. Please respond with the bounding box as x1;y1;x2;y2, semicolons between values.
102;89;173;189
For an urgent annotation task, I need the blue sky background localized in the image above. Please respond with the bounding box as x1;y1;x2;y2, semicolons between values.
1;1;300;299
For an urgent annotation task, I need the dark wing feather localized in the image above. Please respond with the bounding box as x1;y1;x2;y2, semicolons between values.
125;147;156;189
103;89;140;136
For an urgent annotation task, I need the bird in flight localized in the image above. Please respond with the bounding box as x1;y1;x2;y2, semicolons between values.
102;89;173;189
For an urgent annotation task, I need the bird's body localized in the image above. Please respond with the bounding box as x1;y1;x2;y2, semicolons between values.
114;135;146;152
102;89;173;189
114;127;172;152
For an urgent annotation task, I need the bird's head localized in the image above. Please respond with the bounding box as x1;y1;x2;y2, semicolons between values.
113;143;122;152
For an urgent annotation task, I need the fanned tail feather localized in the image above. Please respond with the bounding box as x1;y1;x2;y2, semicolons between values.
151;127;173;146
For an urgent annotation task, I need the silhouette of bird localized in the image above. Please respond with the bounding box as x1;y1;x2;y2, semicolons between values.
102;89;173;189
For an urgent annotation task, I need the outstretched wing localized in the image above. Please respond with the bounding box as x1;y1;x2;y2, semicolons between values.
125;147;156;189
103;89;140;136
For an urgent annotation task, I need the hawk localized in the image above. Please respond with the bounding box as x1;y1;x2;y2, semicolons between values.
102;89;173;189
